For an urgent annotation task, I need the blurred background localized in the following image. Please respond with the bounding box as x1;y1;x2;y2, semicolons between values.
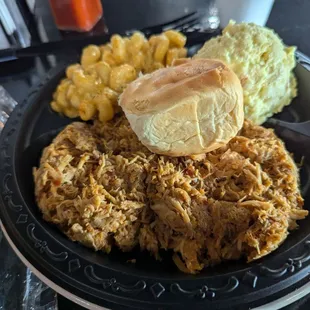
0;0;309;53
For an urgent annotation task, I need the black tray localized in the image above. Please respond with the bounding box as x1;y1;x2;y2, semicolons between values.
1;47;310;309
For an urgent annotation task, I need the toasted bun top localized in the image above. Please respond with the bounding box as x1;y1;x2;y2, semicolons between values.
119;58;244;156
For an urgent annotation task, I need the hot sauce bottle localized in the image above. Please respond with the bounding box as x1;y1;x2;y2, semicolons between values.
49;0;103;32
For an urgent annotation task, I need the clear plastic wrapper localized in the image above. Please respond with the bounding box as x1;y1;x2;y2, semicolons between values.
0;85;57;310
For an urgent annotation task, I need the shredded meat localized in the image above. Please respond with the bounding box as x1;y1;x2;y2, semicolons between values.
33;115;307;273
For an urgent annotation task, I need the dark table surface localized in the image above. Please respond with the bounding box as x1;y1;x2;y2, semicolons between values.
1;0;310;309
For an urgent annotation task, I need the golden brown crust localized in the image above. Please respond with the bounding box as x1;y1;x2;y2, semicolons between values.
120;59;239;115
119;59;244;156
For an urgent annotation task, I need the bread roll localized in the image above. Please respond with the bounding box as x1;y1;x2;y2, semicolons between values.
119;58;244;156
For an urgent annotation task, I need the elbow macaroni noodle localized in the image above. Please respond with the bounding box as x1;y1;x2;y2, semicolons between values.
50;30;187;122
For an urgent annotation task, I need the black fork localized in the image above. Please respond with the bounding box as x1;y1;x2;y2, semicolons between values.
127;11;202;36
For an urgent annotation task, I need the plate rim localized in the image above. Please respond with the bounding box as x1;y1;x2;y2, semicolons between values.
3;219;310;310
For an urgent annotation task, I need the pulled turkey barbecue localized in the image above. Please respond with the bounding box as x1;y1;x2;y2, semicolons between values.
33;115;307;273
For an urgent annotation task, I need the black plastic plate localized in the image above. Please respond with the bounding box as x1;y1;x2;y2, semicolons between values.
1;50;310;309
